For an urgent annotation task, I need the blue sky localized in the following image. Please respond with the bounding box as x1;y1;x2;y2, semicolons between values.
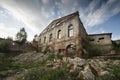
0;0;120;41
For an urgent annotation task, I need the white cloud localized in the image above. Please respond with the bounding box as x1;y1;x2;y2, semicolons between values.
0;0;56;41
112;34;120;40
42;0;49;4
0;23;18;39
87;27;106;35
80;0;120;28
0;0;120;41
53;0;120;28
56;0;79;15
0;0;40;32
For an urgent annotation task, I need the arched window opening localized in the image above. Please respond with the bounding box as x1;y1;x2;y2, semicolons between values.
68;24;73;37
44;37;46;43
49;34;53;42
57;30;61;39
39;39;41;43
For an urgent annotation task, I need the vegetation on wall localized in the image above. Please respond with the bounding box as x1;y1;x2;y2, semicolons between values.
82;38;107;58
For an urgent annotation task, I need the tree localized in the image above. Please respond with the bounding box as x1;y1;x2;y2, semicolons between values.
15;28;27;44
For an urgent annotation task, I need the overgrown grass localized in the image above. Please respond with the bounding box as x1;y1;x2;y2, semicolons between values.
0;55;47;72
10;61;45;70
17;67;67;80
0;55;15;79
0;52;54;72
111;65;120;79
0;56;16;72
0;55;48;79
100;64;120;80
16;62;81;80
47;54;55;61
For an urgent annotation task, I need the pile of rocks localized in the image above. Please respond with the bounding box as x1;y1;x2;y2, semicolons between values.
46;56;120;80
66;57;120;80
13;52;49;63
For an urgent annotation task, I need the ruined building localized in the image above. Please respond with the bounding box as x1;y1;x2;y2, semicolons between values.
88;33;112;45
36;11;112;56
88;33;112;50
38;12;87;56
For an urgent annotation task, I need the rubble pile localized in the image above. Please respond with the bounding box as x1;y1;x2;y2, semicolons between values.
46;56;120;80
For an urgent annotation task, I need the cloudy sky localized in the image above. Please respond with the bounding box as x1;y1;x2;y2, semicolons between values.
0;0;120;41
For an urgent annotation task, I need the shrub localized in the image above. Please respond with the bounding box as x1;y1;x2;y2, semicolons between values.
112;41;120;54
43;45;51;54
0;39;11;53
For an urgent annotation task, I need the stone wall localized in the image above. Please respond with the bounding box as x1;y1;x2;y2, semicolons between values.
9;42;35;52
88;33;112;45
88;33;112;51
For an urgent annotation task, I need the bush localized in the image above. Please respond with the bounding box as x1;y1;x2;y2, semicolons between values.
0;39;11;53
112;41;120;54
